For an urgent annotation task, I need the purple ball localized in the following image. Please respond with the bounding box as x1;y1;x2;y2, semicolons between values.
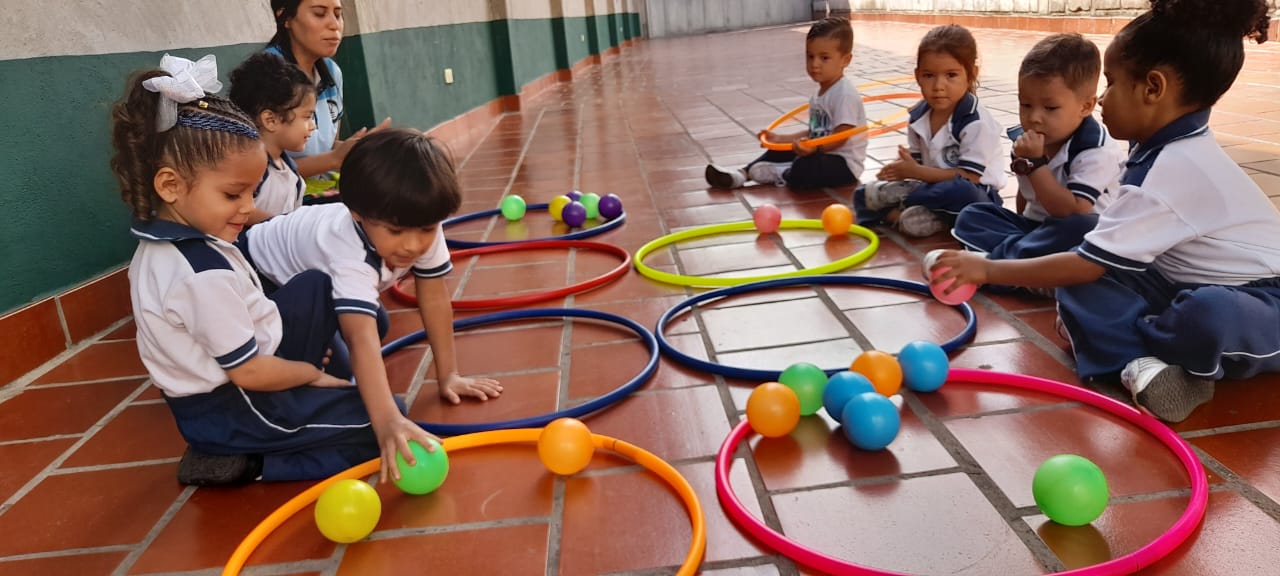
566;190;583;202
562;201;588;227
598;193;623;220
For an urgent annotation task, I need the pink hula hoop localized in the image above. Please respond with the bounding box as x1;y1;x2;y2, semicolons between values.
714;368;1209;576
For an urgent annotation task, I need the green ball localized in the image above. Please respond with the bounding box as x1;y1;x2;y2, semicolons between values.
500;195;527;221
394;439;449;495
580;193;601;219
778;362;828;416
1032;454;1109;526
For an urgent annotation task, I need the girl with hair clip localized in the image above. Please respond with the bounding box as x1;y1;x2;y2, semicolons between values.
263;0;388;181
931;0;1280;423
112;54;437;486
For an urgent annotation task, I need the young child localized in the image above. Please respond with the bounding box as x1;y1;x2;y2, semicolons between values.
931;0;1279;423
229;52;317;224
952;33;1126;287
240;129;503;427
111;54;435;486
854;25;1006;237
704;18;868;190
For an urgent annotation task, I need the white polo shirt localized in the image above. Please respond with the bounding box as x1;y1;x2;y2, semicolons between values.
129;220;282;397
906;92;1008;190
245;203;453;317
1078;109;1280;285
809;76;868;180
1008;116;1126;222
255;152;304;218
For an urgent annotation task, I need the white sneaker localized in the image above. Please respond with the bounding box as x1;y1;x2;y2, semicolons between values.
747;162;790;186
706;164;747;189
897;205;945;237
864;180;921;210
1120;356;1214;423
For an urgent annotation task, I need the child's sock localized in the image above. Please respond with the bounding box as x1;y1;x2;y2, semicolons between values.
177;448;264;486
705;165;747;189
1120;356;1214;423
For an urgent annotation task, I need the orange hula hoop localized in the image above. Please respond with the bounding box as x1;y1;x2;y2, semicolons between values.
759;92;920;152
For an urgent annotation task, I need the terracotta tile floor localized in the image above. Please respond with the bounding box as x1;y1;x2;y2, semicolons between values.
4;20;1280;575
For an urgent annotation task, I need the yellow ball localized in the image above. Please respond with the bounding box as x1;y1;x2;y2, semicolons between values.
538;418;595;475
314;479;381;543
549;195;573;222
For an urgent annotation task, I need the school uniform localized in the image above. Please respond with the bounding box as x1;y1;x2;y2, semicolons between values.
241;203;453;378
1056;110;1280;380
129;219;380;482
953;116;1126;259
855;92;1006;225
745;76;869;188
255;152;305;218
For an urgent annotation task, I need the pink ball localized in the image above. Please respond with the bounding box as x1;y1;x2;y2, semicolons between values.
753;204;782;234
930;266;977;305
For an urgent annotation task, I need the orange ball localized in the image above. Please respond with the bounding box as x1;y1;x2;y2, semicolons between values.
745;382;801;438
821;204;854;236
851;350;903;397
537;418;595;475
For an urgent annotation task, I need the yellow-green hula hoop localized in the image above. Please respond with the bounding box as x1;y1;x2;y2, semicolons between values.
634;219;879;288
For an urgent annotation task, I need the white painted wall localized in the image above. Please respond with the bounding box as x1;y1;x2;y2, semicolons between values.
644;0;811;38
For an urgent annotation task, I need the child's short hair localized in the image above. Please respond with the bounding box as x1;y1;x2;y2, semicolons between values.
918;25;980;94
1019;33;1100;97
110;70;260;221
1115;0;1269;109
807;18;854;54
339;129;461;228
229;52;315;124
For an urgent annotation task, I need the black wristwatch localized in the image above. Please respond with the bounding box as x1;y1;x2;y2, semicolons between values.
1011;155;1050;175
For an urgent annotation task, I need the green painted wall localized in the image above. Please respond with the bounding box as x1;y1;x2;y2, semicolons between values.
507;18;560;90
552;16;593;71
0;44;258;314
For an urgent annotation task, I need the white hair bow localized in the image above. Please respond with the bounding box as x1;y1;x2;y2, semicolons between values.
141;54;223;131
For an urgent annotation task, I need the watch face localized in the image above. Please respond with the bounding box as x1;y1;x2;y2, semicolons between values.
1012;158;1032;175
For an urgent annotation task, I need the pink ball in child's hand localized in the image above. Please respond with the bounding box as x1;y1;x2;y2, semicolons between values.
753;204;782;234
930;266;976;305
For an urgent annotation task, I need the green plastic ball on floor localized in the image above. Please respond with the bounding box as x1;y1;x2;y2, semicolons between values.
580;192;602;219
394;439;449;495
778;362;828;416
500;195;527;221
1033;454;1109;526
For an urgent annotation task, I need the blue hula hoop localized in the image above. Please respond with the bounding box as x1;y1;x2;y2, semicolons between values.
655;275;978;381
443;202;627;248
381;308;658;435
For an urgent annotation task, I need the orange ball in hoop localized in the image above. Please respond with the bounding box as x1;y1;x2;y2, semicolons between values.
759;92;920;152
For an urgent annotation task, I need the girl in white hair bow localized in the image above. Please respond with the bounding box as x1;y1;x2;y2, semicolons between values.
112;54;430;486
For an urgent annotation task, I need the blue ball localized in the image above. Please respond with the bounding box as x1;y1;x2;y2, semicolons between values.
823;371;875;423
898;340;949;392
841;392;900;450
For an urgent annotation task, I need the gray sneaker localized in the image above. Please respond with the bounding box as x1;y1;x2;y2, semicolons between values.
1120;356;1214;423
706;164;747;189
864;179;922;210
747;161;790;186
897;205;945;237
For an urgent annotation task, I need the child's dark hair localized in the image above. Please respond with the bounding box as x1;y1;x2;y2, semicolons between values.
1020;33;1101;97
1114;0;1269;109
340;128;462;228
918;25;980;93
110;71;260;221
229;52;314;125
807;18;854;54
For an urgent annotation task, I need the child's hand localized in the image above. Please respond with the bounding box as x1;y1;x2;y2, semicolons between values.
1013;130;1046;159
793;139;816;156
878;160;909;181
372;413;442;483
440;372;503;404
332;117;393;163
758;129;779;143
929;250;990;293
309;372;354;388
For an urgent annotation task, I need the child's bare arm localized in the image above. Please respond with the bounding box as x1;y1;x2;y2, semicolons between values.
889;146;981;184
227;355;348;391
415;276;502;404
929;250;1105;292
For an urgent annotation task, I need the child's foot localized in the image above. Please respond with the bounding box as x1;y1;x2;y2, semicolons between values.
897;205;945;237
1053;315;1074;349
177;448;263;486
864;180;917;210
1120;356;1214;423
746;162;790;187
705;165;746;189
